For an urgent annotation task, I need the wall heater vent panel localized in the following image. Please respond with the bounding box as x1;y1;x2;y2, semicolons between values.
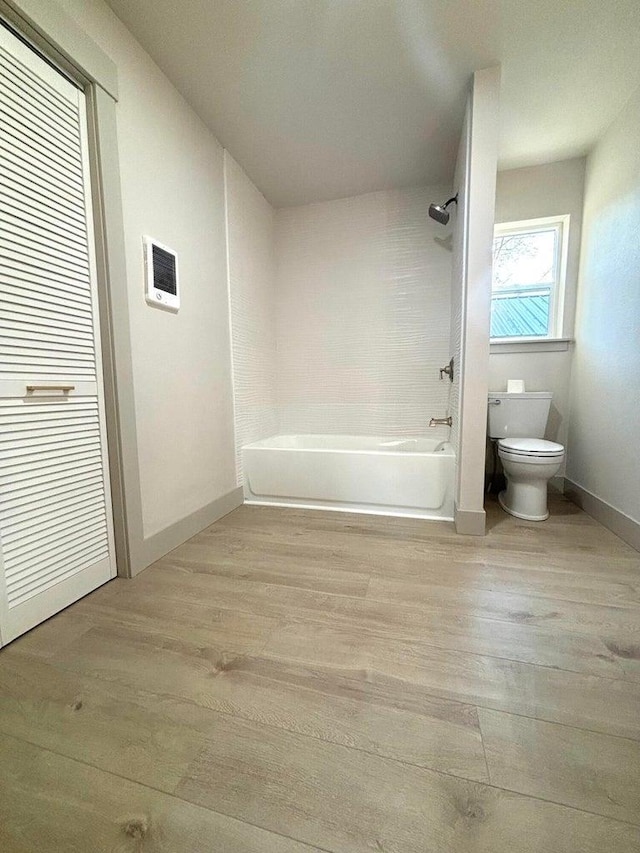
144;236;179;311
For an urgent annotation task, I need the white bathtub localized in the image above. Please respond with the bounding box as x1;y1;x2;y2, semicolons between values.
242;434;455;520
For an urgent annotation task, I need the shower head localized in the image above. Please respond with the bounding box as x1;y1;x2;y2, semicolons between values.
428;203;451;225
428;194;458;225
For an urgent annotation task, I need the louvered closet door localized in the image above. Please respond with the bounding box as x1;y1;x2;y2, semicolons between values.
0;23;116;644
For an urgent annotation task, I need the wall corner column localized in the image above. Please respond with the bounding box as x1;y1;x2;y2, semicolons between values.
452;66;501;536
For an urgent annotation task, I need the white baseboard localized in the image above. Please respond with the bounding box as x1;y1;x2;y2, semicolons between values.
454;505;486;536
132;486;244;576
564;479;640;553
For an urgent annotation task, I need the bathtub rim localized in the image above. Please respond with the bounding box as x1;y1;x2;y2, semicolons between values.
243;433;455;457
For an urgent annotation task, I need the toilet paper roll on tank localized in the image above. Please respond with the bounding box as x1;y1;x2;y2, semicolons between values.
506;379;525;393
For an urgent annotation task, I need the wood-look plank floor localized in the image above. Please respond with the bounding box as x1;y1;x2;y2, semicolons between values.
1;494;640;852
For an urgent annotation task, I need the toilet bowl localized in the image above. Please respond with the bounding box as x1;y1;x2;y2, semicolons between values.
497;438;565;521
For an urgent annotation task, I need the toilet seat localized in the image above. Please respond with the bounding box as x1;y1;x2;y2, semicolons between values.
498;437;564;459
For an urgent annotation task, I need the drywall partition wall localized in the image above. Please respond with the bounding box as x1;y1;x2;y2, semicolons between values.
224;151;278;484
565;84;640;549
51;0;239;569
451;66;501;535
275;186;453;438
490;158;586;455
448;102;470;497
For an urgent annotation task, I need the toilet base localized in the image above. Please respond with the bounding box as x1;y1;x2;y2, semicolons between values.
498;489;549;522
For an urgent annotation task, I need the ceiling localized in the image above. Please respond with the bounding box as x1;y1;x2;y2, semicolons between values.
105;0;640;207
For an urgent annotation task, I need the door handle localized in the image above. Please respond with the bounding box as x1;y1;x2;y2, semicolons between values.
26;385;75;394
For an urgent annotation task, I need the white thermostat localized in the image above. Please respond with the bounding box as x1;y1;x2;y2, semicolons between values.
144;236;179;311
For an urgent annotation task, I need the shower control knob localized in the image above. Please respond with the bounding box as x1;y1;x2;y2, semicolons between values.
439;358;454;382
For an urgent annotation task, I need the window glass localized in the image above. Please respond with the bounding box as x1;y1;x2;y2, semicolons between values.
491;219;567;340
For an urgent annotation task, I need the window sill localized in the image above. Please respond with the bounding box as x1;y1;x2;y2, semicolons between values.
490;338;573;354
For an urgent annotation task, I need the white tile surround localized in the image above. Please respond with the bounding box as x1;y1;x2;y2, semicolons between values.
224;153;278;483
226;175;457;485
275;186;454;439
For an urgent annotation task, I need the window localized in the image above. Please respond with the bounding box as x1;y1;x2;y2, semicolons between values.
491;216;569;341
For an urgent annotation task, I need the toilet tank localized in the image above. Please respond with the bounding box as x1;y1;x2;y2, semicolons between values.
487;392;552;439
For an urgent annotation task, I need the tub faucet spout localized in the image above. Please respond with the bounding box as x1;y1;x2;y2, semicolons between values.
429;416;452;427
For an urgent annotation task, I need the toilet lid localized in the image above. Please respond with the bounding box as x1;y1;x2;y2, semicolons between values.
499;437;564;456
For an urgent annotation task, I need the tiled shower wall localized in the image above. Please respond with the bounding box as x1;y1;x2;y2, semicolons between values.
224;152;278;483
226;172;456;484
275;187;454;437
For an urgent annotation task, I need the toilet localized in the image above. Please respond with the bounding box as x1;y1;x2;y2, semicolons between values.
488;391;565;521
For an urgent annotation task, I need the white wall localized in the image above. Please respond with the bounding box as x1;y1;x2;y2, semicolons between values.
55;0;237;539
494;158;586;336
490;158;586;451
451;67;501;534
567;85;640;525
448;103;469;474
488;351;571;445
274;187;453;438
224;152;278;484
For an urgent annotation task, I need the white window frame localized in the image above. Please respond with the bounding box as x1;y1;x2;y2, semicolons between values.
491;214;570;344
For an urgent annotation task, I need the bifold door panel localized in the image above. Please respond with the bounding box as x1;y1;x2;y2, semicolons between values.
0;22;116;644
